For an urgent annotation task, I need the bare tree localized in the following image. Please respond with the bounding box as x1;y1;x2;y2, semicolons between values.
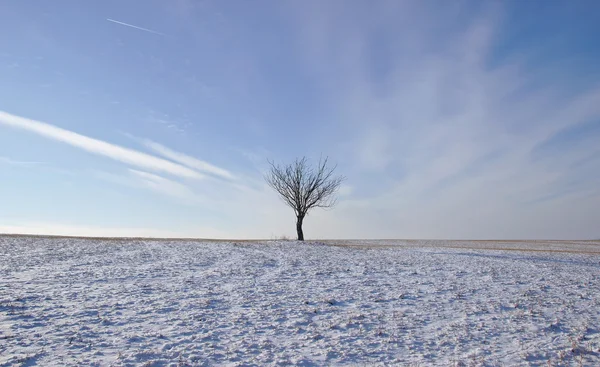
265;156;345;241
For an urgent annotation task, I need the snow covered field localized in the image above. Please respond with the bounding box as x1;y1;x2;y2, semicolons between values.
1;236;600;366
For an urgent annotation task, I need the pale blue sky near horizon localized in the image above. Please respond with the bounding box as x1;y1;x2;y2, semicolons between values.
1;0;599;240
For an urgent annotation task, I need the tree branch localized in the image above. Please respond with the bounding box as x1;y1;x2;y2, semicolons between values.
264;156;345;221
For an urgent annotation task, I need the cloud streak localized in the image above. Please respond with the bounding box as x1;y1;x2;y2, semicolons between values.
0;110;204;180
0;156;45;166
106;18;165;36
129;169;205;204
142;139;235;180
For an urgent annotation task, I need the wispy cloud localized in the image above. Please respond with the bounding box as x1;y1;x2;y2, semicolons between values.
337;184;353;197
142;139;235;180
0;110;204;180
277;1;600;240
106;18;165;36
145;110;188;134
129;169;205;204
0;156;45;167
93;169;204;205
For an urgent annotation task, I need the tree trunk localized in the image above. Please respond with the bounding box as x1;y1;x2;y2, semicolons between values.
296;215;304;241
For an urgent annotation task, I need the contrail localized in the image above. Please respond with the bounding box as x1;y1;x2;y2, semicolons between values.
106;18;165;36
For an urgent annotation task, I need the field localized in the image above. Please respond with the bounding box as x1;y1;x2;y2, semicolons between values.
1;236;600;366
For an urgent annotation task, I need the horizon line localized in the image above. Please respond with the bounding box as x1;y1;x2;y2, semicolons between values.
1;232;598;243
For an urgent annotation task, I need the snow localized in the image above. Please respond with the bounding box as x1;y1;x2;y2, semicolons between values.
1;236;599;366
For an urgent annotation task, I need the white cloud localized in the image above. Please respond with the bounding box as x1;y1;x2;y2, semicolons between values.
0;110;204;180
92;169;205;205
338;184;353;197
0;156;45;166
129;169;205;204
142;139;235;180
357;125;392;172
278;1;600;239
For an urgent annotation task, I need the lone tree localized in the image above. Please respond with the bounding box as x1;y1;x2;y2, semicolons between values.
265;156;345;241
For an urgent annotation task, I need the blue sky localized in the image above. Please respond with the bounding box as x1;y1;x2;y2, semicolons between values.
1;0;599;239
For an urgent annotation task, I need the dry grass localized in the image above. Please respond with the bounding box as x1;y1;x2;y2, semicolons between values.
324;239;600;255
2;234;599;254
